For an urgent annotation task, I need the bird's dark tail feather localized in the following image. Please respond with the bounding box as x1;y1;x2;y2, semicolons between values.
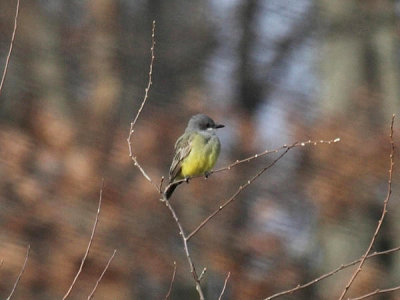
165;182;182;199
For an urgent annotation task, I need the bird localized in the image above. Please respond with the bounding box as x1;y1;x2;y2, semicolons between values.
165;114;224;199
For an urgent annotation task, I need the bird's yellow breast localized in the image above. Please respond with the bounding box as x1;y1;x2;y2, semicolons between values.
180;133;220;178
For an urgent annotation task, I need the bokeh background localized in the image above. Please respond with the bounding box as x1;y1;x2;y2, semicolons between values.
0;0;400;299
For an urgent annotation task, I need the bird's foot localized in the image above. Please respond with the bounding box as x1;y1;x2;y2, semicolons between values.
185;177;190;184
204;171;211;179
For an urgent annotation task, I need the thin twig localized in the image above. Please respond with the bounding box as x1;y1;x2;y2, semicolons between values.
187;142;298;241
338;115;395;300
161;194;205;300
62;180;104;300
198;267;207;281
164;261;177;300
127;20;159;191
264;245;400;299
87;249;117;300
128;20;155;132
218;272;231;300
6;244;30;300
0;0;20;97
164;138;341;194
349;285;400;300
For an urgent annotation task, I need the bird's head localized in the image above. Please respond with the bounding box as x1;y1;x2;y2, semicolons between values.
186;114;224;132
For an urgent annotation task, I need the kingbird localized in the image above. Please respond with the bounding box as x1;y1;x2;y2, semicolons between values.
165;114;224;199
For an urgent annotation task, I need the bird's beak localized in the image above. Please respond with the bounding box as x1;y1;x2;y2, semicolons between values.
215;124;224;129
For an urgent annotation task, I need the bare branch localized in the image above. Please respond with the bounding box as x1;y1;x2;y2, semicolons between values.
87;249;117;300
127;20;159;192
125;21;204;299
187;142;298;241
264;245;400;299
164;138;341;194
338;115;395;300
62;180;104;300
218;272;231;300
349;285;400;300
164;261;177;300
213;138;340;175
0;0;20;96
161;194;205;300
6;244;30;300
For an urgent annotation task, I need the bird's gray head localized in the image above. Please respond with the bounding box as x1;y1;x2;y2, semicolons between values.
185;114;224;132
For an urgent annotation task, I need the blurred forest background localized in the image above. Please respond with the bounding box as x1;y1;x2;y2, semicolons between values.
0;0;400;299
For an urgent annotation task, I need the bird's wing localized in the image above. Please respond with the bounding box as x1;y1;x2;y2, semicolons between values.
169;133;193;182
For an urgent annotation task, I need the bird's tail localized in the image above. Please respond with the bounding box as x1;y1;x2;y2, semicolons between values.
165;182;182;199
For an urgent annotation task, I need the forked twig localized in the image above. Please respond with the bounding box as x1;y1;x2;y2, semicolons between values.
164;138;341;194
0;0;20;96
218;272;231;300
159;138;340;294
187;142;298;241
338;115;395;300
6;244;30;300
264;245;400;299
213;138;340;175
161;195;205;300
164;261;177;300
124;20;206;299
127;20;159;191
349;285;400;300
87;249;117;300
62;181;104;300
198;267;207;281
